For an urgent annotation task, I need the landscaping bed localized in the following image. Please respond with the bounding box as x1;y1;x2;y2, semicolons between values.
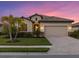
0;48;49;52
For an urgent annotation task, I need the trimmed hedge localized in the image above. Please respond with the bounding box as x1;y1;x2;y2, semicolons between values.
17;32;33;38
5;32;33;38
5;32;44;38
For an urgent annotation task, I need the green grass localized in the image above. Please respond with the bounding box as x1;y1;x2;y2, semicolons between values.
0;36;51;52
0;48;49;52
0;37;51;45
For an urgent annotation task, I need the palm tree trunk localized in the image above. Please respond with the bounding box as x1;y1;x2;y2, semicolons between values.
14;24;18;41
8;26;13;41
14;28;18;41
9;30;12;41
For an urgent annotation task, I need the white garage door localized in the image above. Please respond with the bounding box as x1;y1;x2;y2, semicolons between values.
45;26;68;37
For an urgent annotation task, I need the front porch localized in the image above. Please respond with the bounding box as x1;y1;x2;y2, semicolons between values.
18;21;45;38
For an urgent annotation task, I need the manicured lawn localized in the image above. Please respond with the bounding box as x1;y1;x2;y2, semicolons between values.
0;37;51;45
0;48;49;52
0;36;51;52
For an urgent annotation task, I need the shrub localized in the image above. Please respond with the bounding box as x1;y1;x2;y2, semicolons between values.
17;32;33;38
4;32;33;38
4;32;45;38
69;30;79;39
0;32;7;35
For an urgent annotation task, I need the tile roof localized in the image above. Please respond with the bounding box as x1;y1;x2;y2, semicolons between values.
29;13;74;23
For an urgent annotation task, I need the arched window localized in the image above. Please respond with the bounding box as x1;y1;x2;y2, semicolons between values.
19;23;27;32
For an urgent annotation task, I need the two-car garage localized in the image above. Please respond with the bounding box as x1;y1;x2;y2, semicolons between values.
45;26;68;37
44;23;68;37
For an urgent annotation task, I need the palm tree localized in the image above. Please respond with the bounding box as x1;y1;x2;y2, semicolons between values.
2;15;16;41
14;17;23;40
1;15;27;42
14;17;27;38
2;15;14;41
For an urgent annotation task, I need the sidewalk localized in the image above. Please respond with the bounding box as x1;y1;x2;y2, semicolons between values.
0;45;52;48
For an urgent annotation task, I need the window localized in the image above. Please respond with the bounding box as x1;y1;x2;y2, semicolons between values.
19;24;27;32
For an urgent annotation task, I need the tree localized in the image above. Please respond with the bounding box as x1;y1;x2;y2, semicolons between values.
1;15;20;42
2;15;14;41
1;15;27;42
14;17;23;40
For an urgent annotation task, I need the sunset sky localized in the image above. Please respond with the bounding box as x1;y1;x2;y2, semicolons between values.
0;1;79;22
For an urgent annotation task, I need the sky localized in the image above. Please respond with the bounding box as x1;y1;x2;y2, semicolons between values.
0;1;79;22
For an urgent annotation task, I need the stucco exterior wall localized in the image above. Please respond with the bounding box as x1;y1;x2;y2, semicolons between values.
30;15;42;32
40;24;44;32
31;15;41;22
24;19;32;32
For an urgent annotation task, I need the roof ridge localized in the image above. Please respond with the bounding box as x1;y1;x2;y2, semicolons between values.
28;13;74;22
33;13;74;21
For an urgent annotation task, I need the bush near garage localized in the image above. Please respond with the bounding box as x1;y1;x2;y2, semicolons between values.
69;30;79;39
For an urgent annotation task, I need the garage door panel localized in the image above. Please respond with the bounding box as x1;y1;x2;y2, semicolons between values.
45;26;68;37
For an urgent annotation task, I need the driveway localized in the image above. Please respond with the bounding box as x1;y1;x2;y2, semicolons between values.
47;36;79;55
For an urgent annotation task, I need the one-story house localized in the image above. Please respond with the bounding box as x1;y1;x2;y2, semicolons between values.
0;14;74;37
20;13;74;37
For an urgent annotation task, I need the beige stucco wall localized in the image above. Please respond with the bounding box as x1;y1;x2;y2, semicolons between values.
24;19;32;32
30;15;42;32
40;24;44;32
31;15;41;22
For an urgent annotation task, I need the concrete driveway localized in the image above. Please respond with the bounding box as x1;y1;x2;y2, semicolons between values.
47;36;79;55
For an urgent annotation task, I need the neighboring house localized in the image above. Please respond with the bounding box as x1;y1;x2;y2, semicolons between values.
21;13;74;37
70;22;79;32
